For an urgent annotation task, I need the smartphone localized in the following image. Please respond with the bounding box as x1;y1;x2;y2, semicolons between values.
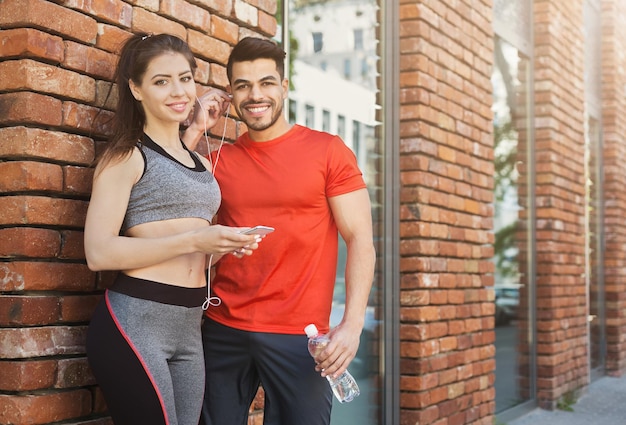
240;225;275;236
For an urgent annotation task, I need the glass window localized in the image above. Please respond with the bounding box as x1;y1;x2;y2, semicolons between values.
337;115;346;140
586;116;604;374
584;0;605;378
313;32;323;53
305;104;315;127
323;110;331;132
343;58;351;79
352;120;361;155
354;28;364;50
289;99;297;125
492;36;533;415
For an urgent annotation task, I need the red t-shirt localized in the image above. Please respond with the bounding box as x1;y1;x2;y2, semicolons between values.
207;125;366;334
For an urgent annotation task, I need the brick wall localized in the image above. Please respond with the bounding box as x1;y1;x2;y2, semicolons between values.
398;1;496;424
0;1;275;424
601;0;626;377
532;0;588;409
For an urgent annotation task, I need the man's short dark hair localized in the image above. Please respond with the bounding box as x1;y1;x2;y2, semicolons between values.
227;37;287;82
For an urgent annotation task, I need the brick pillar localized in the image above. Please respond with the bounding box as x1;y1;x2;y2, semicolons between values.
398;1;496;424
533;0;588;409
0;2;103;423
601;0;626;377
0;1;274;424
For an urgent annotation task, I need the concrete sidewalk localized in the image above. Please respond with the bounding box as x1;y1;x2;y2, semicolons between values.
507;374;626;425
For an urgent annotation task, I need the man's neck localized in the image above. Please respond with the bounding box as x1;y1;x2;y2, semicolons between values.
248;121;293;142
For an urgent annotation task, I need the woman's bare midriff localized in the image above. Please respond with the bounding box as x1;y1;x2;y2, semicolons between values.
123;217;211;288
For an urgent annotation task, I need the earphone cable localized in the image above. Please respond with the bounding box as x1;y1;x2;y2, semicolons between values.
195;96;229;175
202;254;222;310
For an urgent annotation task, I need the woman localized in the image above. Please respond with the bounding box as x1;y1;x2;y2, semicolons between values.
84;33;257;425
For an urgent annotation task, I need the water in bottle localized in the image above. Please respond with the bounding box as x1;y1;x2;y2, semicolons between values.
304;324;360;403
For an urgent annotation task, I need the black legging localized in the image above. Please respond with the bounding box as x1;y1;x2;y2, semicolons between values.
87;274;205;425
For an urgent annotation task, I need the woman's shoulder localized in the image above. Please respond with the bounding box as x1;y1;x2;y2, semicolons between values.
95;145;145;184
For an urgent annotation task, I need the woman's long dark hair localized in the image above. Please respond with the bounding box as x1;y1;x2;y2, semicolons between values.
96;33;197;171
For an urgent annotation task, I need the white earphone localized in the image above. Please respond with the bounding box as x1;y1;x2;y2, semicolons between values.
194;95;229;175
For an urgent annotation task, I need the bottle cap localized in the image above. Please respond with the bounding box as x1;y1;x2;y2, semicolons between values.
304;324;318;337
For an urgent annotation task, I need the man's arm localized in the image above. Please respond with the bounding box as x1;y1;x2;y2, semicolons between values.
315;188;376;378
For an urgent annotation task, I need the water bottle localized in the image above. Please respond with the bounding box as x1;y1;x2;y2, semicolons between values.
304;324;360;403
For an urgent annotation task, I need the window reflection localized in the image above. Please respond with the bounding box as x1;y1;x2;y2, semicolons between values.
583;0;605;378
323;110;331;132
313;32;324;52
354;29;364;50
492;37;532;413
337;115;346;139
586;117;603;373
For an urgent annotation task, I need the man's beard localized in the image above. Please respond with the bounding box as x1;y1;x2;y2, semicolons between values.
237;100;283;132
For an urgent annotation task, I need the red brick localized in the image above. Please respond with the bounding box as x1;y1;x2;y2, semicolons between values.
233;1;258;27
440;336;458;352
258;10;277;37
60;295;101;322
131;6;186;39
428;289;447;304
0;28;64;62
0;295;60;326
0;92;63;127
0;326;88;359
63;41;118;80
0;390;92;425
412;373;439;391
209;61;229;88
0;360;57;391
426;385;449;408
439;397;462;417
62;101;108;135
63;0;132;28
194;59;211;85
95;81;117;110
0;59;96;103
0;227;62;258
210;14;239;44
126;0;159;11
0;196;88;227
161;0;211;31
95;23;132;53
400;289;430;307
188;29;232;64
0;161;63;193
0;127;95;165
56;358;96;388
195;0;232;16
0;262;95;292
92;386;109;414
64;166;94;195
0;0;98;43
96;271;118;290
59;230;87;260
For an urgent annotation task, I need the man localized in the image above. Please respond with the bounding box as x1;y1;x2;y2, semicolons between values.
184;36;375;425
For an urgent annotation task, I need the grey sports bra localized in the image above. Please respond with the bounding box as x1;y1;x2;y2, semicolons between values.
122;134;221;232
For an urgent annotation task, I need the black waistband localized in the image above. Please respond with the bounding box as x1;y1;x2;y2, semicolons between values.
109;273;205;307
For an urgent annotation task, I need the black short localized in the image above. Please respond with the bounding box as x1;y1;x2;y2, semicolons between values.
200;318;333;425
